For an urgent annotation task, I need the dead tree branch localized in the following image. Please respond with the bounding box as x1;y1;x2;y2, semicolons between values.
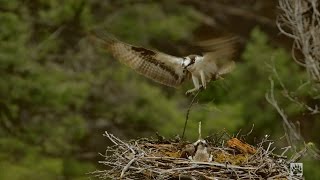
278;0;320;84
266;78;304;152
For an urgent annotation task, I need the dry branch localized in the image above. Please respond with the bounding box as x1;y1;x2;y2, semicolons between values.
266;0;320;161
278;0;320;86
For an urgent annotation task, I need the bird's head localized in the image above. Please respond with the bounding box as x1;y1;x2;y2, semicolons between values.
182;55;202;68
193;139;208;151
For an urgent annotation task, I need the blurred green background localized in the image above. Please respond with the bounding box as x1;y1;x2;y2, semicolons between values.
0;0;319;179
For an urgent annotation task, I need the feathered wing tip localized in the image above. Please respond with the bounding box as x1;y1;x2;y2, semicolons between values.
201;35;238;72
88;29;117;46
194;35;239;52
218;61;236;75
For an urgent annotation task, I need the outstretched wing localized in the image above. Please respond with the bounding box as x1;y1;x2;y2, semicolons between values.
200;36;237;75
91;31;187;87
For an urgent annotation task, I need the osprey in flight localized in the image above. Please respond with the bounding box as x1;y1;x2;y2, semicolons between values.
92;31;236;95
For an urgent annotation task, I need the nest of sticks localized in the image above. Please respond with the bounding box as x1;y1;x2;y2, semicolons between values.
91;128;304;180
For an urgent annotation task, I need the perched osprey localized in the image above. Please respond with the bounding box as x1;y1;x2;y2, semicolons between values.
91;31;236;95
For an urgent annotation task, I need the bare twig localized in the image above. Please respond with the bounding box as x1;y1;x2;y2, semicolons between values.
240;124;255;140
182;90;200;139
174;161;257;170
281;146;291;156
265;78;302;142
120;157;137;178
267;59;320;114
198;121;202;140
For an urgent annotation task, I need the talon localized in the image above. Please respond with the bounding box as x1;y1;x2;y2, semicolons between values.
185;90;194;96
185;89;196;96
185;86;204;96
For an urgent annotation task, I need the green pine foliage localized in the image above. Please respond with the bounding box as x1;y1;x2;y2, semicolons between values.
0;1;202;178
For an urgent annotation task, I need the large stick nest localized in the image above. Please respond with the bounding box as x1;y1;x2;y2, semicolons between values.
91;131;303;179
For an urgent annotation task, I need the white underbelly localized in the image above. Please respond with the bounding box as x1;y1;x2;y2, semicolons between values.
190;68;216;80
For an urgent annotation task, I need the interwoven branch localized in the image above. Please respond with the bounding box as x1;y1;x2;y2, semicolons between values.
90;131;303;179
